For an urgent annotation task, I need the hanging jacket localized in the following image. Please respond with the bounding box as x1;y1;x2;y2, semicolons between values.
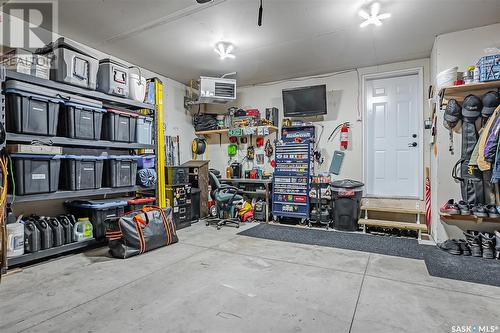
477;111;499;171
491;133;500;183
483;107;500;162
469;129;483;166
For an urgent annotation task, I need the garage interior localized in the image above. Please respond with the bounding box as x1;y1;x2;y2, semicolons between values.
1;1;500;332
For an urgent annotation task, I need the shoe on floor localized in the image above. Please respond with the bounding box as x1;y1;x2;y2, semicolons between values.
464;230;483;257
437;239;462;255
472;204;489;218
486;205;500;218
480;232;496;259
457;239;471;256
440;199;460;215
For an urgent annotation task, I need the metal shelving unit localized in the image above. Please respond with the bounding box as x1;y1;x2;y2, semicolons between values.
2;69;160;268
7;133;155;150
7;238;99;266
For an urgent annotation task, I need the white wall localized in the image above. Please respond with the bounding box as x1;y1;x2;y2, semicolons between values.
430;23;500;242
206;59;431;188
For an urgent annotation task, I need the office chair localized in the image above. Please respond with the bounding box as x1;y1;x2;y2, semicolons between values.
204;171;243;230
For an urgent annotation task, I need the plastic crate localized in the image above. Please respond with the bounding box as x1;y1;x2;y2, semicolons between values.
136;116;153;144
103;155;139;188
102;108;138;142
138;155;155;169
65;199;127;240
478;54;500;82
60;155;106;191
97;59;129;97
126;197;157;211
59;102;105;140
5;81;62;136
9;153;62;195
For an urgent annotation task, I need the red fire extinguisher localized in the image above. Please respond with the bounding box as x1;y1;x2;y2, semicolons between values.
340;124;349;150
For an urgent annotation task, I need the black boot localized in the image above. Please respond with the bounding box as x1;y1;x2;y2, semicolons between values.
458;239;471;256
464;230;482;257
480;232;495;259
494;231;500;260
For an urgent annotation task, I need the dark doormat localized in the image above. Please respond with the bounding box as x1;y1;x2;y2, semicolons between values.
238;224;424;259
422;246;500;287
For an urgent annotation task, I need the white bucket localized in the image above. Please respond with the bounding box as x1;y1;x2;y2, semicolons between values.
436;67;458;89
129;73;147;102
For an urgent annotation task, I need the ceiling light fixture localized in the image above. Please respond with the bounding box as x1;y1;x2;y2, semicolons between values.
359;2;391;28
214;41;235;60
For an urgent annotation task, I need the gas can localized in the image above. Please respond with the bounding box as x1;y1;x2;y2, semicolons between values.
36;218;53;250
24;220;41;253
48;218;64;247
58;215;74;244
73;217;94;242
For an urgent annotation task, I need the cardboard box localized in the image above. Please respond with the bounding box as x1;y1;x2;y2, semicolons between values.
7;144;63;155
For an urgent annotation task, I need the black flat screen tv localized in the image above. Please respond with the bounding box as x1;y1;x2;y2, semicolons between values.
282;84;327;117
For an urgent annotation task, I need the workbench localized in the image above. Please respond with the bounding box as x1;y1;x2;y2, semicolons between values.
220;178;272;222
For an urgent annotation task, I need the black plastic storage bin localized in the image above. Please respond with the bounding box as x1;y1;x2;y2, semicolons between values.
59;102;106;140
5;80;63;136
65;199;128;239
102;108;138;142
10;153;62;195
331;180;364;232
60;155;106;191
103;155;139;188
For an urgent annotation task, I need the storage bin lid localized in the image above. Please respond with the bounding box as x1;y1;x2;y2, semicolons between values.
106;155;140;160
10;153;63;159
106;108;140;117
66;199;128;209
64;102;106;112
127;197;156;204
99;58;128;67
36;37;98;59
331;179;364;190
64;155;107;160
139;155;155;160
137;115;154;121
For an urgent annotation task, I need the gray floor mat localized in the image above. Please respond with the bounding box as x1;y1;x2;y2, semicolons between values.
422;245;500;287
238;224;424;259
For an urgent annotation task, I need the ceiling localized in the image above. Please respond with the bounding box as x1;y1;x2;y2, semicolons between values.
52;0;500;85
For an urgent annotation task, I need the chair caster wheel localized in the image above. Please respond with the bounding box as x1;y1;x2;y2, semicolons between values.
217;226;221;230
206;222;209;226
236;225;240;228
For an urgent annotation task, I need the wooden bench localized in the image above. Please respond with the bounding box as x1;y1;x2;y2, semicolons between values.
360;205;427;240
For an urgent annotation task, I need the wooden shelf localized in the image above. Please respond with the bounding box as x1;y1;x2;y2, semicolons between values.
195;126;278;136
439;81;500;105
359;219;428;232
439;212;500;224
361;206;425;215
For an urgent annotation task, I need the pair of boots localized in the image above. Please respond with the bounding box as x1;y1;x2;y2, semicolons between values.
463;230;500;259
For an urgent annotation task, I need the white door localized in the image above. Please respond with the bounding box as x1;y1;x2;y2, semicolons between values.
365;74;422;198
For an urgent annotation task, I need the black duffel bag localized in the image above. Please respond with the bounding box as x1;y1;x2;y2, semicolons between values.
105;206;178;259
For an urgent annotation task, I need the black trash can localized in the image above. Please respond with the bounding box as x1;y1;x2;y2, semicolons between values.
331;179;364;231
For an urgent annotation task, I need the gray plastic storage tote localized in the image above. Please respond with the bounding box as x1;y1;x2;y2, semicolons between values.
5;80;63;136
97;59;129;97
9;154;62;195
59;102;105;140
103;155;139;188
102;109;138;142
60;155;106;191
136;116;153;144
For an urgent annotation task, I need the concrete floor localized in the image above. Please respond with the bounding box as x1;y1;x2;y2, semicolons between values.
1;222;500;333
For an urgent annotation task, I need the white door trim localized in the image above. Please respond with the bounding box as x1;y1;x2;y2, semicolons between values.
361;67;424;200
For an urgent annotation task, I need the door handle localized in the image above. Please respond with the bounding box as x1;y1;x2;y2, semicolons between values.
408;142;418;147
